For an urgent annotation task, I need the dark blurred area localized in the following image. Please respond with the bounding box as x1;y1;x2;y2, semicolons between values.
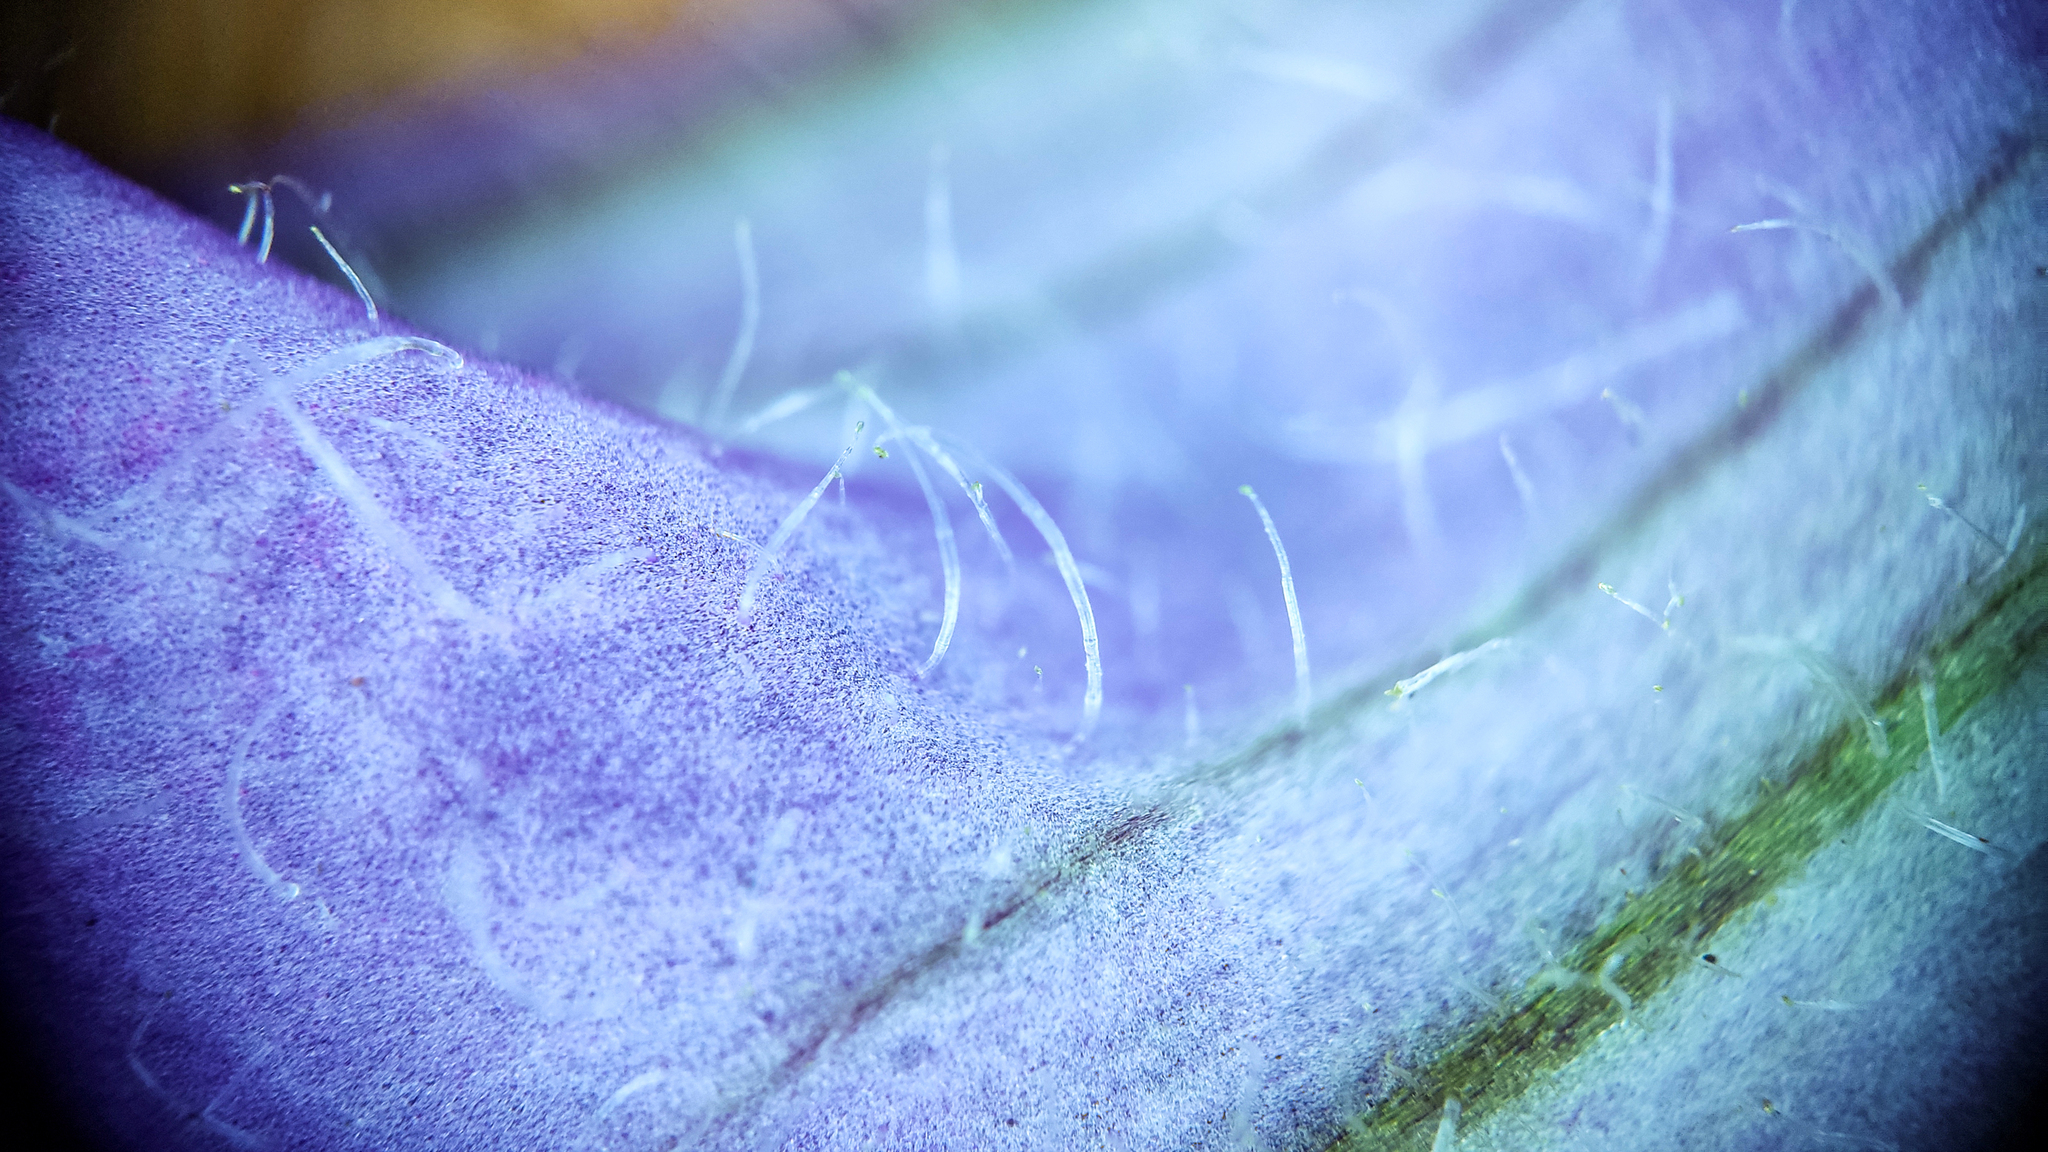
1;1;734;180
0;0;949;287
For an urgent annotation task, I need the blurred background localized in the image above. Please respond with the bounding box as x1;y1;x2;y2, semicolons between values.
7;0;2032;755
0;1;947;285
4;0;772;171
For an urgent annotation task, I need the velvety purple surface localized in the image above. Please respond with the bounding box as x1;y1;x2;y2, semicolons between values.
2;1;2045;1149
0;117;1121;1148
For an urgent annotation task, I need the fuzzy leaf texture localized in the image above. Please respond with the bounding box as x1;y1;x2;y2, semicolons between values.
2;1;2045;1150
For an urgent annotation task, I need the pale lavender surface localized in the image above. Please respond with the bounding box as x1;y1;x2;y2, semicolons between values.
359;0;2044;748
3;0;2046;1149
